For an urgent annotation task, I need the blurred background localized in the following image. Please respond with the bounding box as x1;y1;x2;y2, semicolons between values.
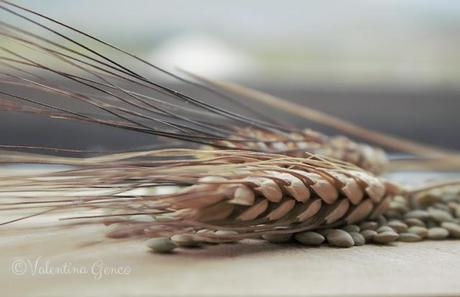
1;0;459;152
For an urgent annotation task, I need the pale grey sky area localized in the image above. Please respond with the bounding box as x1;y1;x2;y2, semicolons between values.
4;0;460;87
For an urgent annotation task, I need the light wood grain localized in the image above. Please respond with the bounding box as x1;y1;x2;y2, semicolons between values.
1;224;460;297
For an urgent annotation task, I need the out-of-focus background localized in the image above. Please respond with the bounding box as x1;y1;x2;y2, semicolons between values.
1;0;459;151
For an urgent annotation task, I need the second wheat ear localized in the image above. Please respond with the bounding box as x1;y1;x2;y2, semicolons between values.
182;70;460;170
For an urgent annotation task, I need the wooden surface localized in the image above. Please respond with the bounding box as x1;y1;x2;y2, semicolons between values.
1;170;460;297
2;224;460;297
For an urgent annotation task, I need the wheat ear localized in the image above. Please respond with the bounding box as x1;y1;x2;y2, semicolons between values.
220;127;387;174
182;70;460;164
0;149;398;242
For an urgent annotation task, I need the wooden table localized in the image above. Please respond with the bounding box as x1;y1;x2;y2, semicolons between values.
2;225;460;297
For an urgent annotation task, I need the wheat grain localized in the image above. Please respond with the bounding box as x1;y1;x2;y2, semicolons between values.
325;229;354;248
294;231;325;246
348;232;365;246
427;227;449;240
373;231;399;244
405;218;425;227
324;184;460;247
146;238;177;253
441;222;460;238
408;226;428;238
360;230;377;243
398;233;422;242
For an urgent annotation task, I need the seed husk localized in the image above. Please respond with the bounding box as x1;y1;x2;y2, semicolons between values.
310;177;339;204
252;178;282;202
263;233;293;243
441;222;460;238
360;221;378;231
229;185;255;206
345;199;373;224
427;227;450;240
373;231;399;244
361;230;377;243
237;199;268;221
146;238;177;253
408;226;428;238
266;199;296;221
325;229;354;248
387;220;408;233
294;231;325;246
325;199;350;224
296;198;322;222
171;234;201;247
398;233;422;242
349;232;365;246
